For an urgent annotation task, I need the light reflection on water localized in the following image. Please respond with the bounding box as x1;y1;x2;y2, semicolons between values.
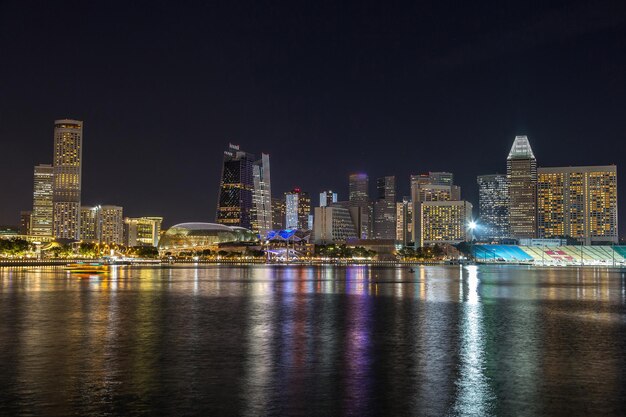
0;265;625;416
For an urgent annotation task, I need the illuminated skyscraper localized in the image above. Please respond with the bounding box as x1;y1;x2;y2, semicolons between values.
319;190;338;207
80;206;100;242
99;205;124;244
537;166;618;244
31;164;54;237
417;201;473;247
251;153;272;236
285;188;311;230
411;172;462;246
373;176;396;239
507;135;537;239
216;144;254;229
396;197;412;246
477;174;509;239
52;119;83;239
348;173;371;238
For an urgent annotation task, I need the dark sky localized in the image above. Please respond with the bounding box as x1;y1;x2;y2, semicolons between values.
1;0;625;233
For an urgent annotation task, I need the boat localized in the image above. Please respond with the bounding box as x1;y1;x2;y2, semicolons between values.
66;262;109;274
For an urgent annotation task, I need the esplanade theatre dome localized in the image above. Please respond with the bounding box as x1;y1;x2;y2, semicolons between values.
158;223;258;252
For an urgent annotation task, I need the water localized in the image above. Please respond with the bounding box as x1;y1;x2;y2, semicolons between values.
0;265;625;416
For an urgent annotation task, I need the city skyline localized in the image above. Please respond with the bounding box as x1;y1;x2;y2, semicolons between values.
1;2;626;236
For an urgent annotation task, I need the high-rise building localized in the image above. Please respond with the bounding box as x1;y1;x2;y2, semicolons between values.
20;211;32;236
348;173;371;239
537;166;618;244
319;190;338;207
124;217;163;247
396;197;412;246
416;201;473;247
477;174;509;239
99;205;124;244
312;206;358;244
80;206;100;242
52;119;83;240
285;188;311;229
507;135;537;239
411;172;462;246
373;176;396;239
31;164;54;237
216;144;254;229
271;197;285;230
251;153;272;236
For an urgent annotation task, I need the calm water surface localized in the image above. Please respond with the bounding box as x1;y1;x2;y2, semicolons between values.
0;265;625;416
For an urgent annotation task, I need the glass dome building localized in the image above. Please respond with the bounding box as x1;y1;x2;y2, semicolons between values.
158;222;258;253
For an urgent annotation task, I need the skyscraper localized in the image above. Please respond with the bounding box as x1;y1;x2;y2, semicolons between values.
373;176;396;239
477;174;509;239
417;201;473;247
348;173;371;238
99;205;124;244
216;144;254;229
285;188;311;230
319;190;338;207
537;166;618;244
507;135;537;239
251;153;273;236
80;206;100;242
396;197;412;246
411;172;462;246
31;164;54;237
52;119;83;239
20;211;32;236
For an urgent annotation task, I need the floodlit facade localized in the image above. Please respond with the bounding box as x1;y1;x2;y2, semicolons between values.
312;206;358;244
52;119;83;239
396;197;412;245
411;172;462;245
319;190;338;207
216;144;254;229
417;201;473;247
125;217;163;247
285;188;311;230
373;176;396;239
251;153;273;236
507;135;537;239
477;174;509;239
99;205;124;244
80;206;100;242
537;166;618;244
31;164;54;237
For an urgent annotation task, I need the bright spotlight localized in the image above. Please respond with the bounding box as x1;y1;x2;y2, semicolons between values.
468;221;477;230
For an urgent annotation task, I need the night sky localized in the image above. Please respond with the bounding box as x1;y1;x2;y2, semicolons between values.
1;1;625;234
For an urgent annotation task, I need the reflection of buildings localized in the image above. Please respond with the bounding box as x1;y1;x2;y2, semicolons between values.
537;166;618;244
31;164;54;237
507;135;537;239
477;174;509;239
52;119;83;239
124;217;163;247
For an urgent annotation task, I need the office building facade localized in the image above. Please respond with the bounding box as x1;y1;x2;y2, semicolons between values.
537;166;618;244
251;153;273;236
507;135;537;239
477;174;509;239
31;164;54;237
125;217;163;247
52;119;83;239
417;201;473;247
373;176;396;239
216;144;254;229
